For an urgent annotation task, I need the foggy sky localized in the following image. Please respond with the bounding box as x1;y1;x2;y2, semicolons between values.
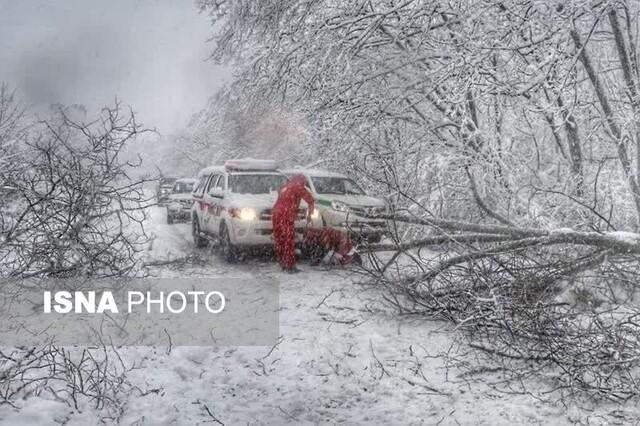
0;0;227;133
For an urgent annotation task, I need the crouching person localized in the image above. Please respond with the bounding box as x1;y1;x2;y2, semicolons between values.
303;227;361;267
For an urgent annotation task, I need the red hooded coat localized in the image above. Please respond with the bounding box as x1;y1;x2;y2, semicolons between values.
272;175;315;269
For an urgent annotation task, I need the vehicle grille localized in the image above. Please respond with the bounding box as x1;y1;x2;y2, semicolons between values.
259;208;307;221
256;227;305;235
348;205;385;217
343;221;387;228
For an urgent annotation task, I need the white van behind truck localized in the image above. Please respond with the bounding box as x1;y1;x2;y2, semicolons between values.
191;159;310;261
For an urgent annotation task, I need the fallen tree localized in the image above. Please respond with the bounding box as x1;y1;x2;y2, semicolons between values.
361;214;640;401
371;214;640;254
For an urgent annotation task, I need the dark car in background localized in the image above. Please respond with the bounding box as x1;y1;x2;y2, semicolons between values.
156;177;177;205
166;178;196;224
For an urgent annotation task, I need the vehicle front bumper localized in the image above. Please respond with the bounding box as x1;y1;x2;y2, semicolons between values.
228;218;307;246
322;210;388;240
167;203;192;220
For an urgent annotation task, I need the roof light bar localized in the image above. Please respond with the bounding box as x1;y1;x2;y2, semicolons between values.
224;158;278;171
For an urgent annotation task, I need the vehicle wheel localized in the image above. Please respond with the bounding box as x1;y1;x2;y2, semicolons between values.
219;222;237;262
192;216;208;248
167;212;174;224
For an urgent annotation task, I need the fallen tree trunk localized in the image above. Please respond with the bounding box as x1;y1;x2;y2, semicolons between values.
369;214;640;255
359;213;640;401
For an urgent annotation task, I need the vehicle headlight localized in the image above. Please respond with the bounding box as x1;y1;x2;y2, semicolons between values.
331;201;349;212
238;207;257;221
310;208;320;220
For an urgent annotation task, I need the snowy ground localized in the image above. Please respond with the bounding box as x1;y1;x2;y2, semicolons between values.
1;206;639;425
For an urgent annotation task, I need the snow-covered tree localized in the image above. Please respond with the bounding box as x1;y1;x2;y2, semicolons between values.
197;0;640;399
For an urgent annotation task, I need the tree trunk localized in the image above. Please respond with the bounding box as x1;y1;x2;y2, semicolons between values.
571;27;640;226
609;8;640;217
557;95;584;197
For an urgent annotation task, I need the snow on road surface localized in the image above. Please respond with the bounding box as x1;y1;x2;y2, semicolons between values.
1;206;638;425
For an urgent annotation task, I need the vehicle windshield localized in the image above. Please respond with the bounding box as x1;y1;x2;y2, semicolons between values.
228;174;287;194
160;177;177;186
311;176;366;195
172;181;194;193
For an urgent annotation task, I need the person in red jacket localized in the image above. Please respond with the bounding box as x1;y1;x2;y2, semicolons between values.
303;227;361;266
272;175;315;272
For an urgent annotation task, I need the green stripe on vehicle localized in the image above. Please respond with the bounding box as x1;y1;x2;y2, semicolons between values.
316;198;332;207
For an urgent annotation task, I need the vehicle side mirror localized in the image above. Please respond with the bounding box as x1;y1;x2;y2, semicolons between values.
209;188;224;198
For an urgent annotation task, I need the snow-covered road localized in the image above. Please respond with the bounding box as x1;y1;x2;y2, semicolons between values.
2;206;637;425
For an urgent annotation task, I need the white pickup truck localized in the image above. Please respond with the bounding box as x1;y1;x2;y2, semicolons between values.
191;159;311;261
281;168;387;243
